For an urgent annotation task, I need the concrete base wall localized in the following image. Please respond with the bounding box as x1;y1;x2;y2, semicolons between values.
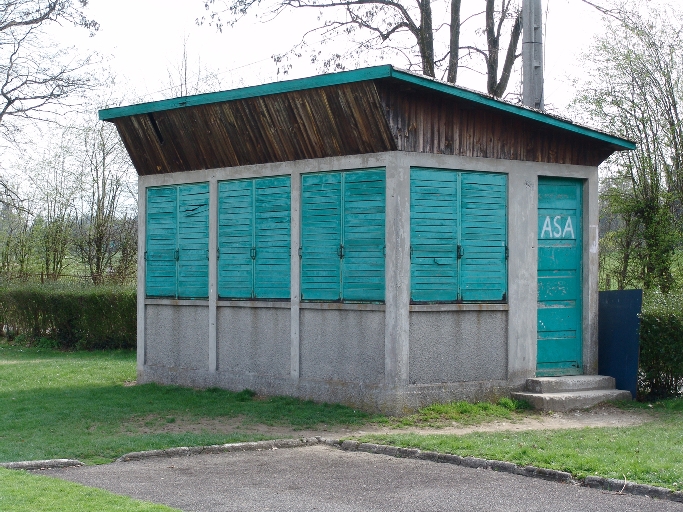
137;366;510;415
409;311;508;385
141;304;510;414
145;305;209;371
300;309;385;384
217;306;290;378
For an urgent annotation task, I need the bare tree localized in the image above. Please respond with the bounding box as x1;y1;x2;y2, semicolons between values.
73;120;137;284
27;135;79;281
166;36;225;98
0;0;98;141
200;0;522;96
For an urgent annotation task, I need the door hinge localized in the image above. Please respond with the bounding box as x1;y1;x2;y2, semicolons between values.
298;247;302;258
217;247;220;260
505;246;509;260
144;251;148;261
383;245;386;257
410;245;413;259
337;244;344;259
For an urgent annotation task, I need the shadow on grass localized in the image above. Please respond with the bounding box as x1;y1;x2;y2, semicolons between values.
0;382;371;464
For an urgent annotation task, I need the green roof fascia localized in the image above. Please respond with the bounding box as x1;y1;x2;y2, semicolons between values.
99;64;635;151
98;65;394;121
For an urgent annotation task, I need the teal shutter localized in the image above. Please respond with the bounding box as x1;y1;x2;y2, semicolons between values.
177;183;210;299
459;172;507;301
342;170;385;301
254;176;291;299
301;173;342;301
410;169;458;302
146;186;178;298
218;180;254;299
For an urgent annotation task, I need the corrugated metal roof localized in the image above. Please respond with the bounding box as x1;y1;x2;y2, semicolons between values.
99;65;635;151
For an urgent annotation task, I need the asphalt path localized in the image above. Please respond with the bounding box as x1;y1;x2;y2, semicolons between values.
43;445;683;512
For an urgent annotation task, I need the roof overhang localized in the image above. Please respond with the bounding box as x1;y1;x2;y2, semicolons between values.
99;65;635;152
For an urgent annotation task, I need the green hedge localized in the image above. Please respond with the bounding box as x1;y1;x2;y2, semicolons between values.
639;292;683;399
0;284;136;350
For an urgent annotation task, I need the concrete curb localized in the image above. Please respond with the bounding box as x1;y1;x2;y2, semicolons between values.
116;437;322;462
11;438;681;504
0;459;83;470
330;439;683;504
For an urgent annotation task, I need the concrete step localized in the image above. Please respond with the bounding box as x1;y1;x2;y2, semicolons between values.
525;375;616;394
511;389;632;412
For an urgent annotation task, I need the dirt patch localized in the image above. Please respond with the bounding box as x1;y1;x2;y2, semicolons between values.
119;404;649;439
352;404;650;437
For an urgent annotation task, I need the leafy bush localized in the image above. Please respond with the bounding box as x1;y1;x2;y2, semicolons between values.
0;283;136;350
639;292;683;399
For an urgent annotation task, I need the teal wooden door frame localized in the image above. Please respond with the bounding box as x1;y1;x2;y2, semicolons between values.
537;177;583;376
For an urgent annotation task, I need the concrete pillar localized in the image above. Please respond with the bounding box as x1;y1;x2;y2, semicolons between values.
290;168;301;380
522;0;544;110
506;169;538;386
584;172;600;374
137;179;147;374
384;154;411;388
208;177;218;373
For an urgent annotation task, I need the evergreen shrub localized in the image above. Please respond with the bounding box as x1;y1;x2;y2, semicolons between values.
0;283;136;350
639;292;683;399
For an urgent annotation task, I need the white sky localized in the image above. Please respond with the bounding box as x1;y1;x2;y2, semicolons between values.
60;0;606;113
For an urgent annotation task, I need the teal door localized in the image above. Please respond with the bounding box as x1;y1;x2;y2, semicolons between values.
537;178;583;376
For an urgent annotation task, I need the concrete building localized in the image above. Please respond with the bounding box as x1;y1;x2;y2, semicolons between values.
100;65;635;413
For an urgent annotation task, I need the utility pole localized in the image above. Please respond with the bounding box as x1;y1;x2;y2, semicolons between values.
522;0;544;110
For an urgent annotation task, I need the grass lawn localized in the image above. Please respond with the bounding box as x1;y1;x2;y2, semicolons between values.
4;340;683;493
0;468;179;511
0;342;370;464
358;399;683;490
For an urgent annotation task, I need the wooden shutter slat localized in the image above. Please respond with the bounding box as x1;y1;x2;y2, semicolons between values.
177;183;210;299
460;172;507;301
342;169;385;302
218;180;254;299
146;186;178;298
410;169;458;302
254;176;291;299
301;173;342;301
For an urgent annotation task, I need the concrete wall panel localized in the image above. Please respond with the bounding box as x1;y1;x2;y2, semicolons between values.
145;305;209;370
300;309;385;384
409;311;508;384
217;306;291;378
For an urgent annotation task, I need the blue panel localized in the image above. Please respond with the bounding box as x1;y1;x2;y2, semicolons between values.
177;183;209;299
146;187;177;298
301;173;342;301
459;172;507;301
537;178;583;375
254;176;291;299
410;169;458;302
218;180;254;299
342;169;385;302
598;289;642;398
